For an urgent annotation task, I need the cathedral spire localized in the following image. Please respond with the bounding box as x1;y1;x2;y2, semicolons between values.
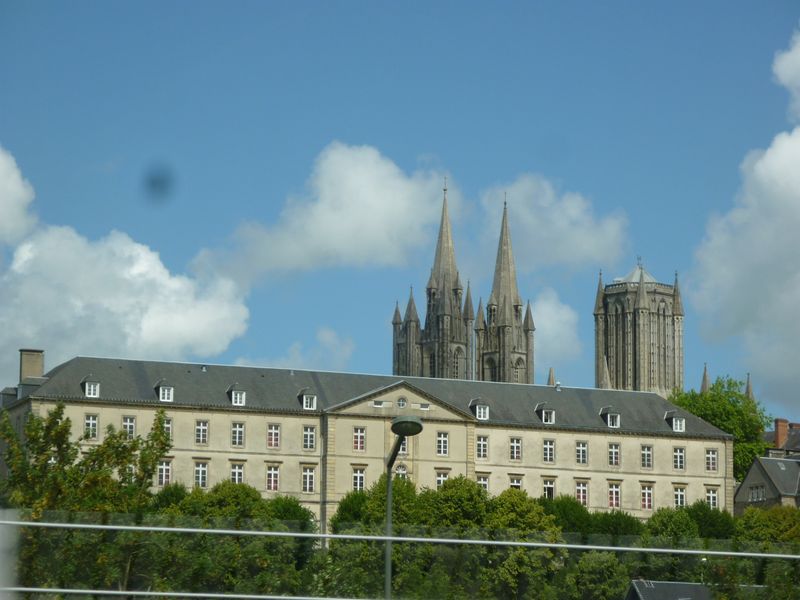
392;301;402;325
601;355;612;389
463;281;474;321
700;363;710;393
429;180;459;292
475;298;485;330
547;367;556;386
404;287;419;323
523;301;535;331
673;271;684;316
635;265;648;309
489;201;521;309
745;372;754;400
594;270;605;315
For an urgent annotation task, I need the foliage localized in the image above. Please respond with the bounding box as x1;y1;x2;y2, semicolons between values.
670;376;770;481
589;509;644;543
735;505;800;551
539;494;593;540
685;500;735;540
563;551;629;600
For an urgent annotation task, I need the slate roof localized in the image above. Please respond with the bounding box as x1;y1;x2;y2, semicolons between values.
756;457;800;497
5;356;731;440
626;580;712;600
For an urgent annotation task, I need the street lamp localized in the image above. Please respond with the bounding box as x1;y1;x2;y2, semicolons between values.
385;415;423;600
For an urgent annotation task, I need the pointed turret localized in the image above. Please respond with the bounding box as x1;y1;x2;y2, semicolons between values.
600;355;612;389
428;184;460;293
404;288;419;323
463;282;474;321
700;363;710;393
523;302;535;332
745;372;754;400
489;202;522;310
547;367;556;386
475;299;486;330
673;271;684;316
392;302;402;325
594;271;605;315
635;266;648;309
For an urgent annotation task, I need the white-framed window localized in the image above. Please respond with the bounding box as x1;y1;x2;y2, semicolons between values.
353;427;366;451
195;420;209;445
576;441;588;465
122;416;136;440
372;400;384;408
230;463;244;484
303;426;316;451
542;409;555;425
436;432;449;456
85;381;100;398
159;386;174;403
641;445;653;469
419;403;430;411
543;439;555;463
608;443;620;467
302;466;315;493
397;397;407;409
84;414;98;440
395;464;408;479
231;422;245;447
748;485;765;502
399;437;408;455
510;476;523;490
510;437;522;461
607;413;620;428
266;465;279;491
672;417;685;432
543;479;555;499
608;483;621;508
157;460;171;486
436;471;449;489
705;448;718;472
477;474;489;491
674;486;686;507
476;435;489;459
302;394;317;410
641;485;653;510
575;481;588;506
163;417;173;440
194;462;208;488
352;468;365;491
267;424;280;449
476;405;489;421
231;390;246;406
706;487;718;509
673;447;685;470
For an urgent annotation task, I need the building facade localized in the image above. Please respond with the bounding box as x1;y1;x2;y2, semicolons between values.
594;263;685;396
2;350;733;531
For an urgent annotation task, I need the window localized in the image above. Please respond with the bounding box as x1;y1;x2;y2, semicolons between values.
195;420;209;445
419;403;430;411
353;427;366;451
395;464;408;479
477;474;489;491
543;479;555;499
157;460;171;486
543;439;555;463
542;409;555;425
608;483;621;508
476;405;489;421
608;443;620;467
576;441;588;465
302;394;317;410
607;413;620;428
641;485;653;510
436;432;449;456
122;416;136;440
399;437;408;455
160;386;174;402
397;397;407;409
748;485;766;502
372;400;384;408
674;486;686;507
267;424;280;448
476;435;489;459
84;414;98;440
673;447;685;470
510;476;523;490
85;381;100;398
231;422;245;447
232;390;246;406
266;465;280;491
705;448;718;472
436;471;449;489
230;463;245;484
510;437;522;460
302;466;315;493
672;417;685;432
575;481;588;506
641;445;653;469
194;462;208;488
163;417;173;440
353;468;365;491
303;426;316;451
706;488;718;509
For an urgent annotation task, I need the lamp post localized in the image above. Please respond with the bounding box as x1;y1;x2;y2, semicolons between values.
385;415;423;600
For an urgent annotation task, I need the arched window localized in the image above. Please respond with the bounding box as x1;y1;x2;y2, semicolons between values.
513;358;525;382
453;348;464;379
395;464;408;479
484;357;498;382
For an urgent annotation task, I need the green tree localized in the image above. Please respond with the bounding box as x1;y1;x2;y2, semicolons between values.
670;376;770;481
685;500;735;540
539;495;593;541
589;509;644;544
563;551;629;600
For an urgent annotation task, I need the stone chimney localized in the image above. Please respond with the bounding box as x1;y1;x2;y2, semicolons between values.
19;349;44;382
774;418;789;449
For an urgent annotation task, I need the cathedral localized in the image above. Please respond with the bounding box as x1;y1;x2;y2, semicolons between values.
392;187;534;383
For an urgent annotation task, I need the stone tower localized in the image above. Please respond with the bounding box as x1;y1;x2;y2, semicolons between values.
594;262;684;396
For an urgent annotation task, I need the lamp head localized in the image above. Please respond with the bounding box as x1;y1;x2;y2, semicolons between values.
391;416;423;437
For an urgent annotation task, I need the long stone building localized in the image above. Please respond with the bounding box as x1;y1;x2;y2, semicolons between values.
2;349;733;531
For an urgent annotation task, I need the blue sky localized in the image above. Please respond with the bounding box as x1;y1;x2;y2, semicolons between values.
1;2;800;419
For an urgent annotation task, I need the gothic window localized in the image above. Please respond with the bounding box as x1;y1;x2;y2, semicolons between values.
453;348;464;379
513;358;525;383
484;357;498;382
428;352;436;378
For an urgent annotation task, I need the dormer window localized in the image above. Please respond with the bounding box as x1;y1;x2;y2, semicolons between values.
302;394;317;410
672;417;685;432
85;381;100;398
231;390;246;406
542;409;555;425
159;386;174;403
476;405;489;421
607;413;620;428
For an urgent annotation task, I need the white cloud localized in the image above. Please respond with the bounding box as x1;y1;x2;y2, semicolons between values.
194;142;449;288
237;327;355;372
774;30;800;122
0;145;37;245
531;287;581;377
480;174;627;271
